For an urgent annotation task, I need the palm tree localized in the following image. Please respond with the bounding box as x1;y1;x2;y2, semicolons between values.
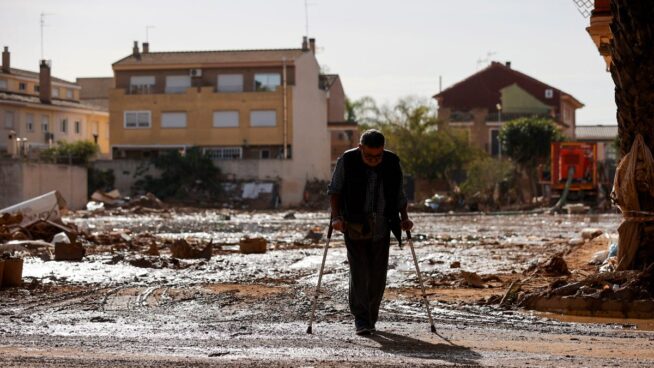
609;0;654;270
610;0;654;154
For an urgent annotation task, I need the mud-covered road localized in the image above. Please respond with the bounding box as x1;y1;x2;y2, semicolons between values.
2;211;654;367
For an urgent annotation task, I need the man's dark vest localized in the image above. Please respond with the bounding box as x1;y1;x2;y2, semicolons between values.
340;148;402;241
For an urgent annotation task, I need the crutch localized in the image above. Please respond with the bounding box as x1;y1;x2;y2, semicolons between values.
306;219;334;334
406;230;437;333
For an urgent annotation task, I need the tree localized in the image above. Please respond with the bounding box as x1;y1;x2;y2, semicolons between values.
608;0;654;270
461;157;516;209
40;140;99;165
133;147;222;202
373;97;480;183
345;96;381;127
499;117;563;198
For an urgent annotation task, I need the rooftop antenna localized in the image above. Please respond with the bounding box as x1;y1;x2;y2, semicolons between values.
40;12;53;60
146;25;155;42
304;0;317;38
476;51;497;70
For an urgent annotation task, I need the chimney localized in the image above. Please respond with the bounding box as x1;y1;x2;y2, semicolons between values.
132;41;140;59
309;38;316;55
39;59;52;104
142;42;149;54
2;46;9;73
505;61;512;68
301;36;309;51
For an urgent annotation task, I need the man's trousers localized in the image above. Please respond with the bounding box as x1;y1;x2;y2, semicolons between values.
344;234;390;328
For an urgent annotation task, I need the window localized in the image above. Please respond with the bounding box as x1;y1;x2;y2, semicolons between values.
213;111;239;128
19;82;26;91
129;76;155;94
52;87;59;97
26;114;34;132
0;79;7;90
165;76;191;93
4;111;14;129
217;74;244;92
75;121;81;134
60;118;68;133
254;73;281;91
161;112;187;128
250;110;276;127
260;149;270;159
204;147;242;160
124;111;151;128
545;89;554;99
42;115;49;132
34;85;40;92
66;89;74;99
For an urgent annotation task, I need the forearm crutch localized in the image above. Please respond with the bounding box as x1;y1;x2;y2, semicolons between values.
406;230;437;333
306;220;334;334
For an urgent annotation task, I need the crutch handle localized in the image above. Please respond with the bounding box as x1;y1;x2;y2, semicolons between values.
327;221;334;238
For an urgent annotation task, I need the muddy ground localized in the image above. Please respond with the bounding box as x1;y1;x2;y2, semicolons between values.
2;211;654;367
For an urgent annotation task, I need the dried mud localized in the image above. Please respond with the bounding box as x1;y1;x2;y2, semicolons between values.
2;211;654;367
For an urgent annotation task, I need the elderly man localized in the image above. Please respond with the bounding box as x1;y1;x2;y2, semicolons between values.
328;129;413;335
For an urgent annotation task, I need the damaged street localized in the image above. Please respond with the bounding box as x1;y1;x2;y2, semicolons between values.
2;209;654;367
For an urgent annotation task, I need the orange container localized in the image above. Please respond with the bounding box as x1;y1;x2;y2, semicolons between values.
2;258;23;287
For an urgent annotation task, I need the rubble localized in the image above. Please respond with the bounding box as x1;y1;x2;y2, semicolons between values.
304;227;323;243
564;203;590;214
239;237;267;254
90;189;124;207
54;242;85;261
460;271;484;288
170;239;212;260
126;192;166;209
0;191;67;227
581;228;603;240
1;257;24;287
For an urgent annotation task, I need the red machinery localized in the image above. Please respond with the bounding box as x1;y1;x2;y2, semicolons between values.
550;142;598;196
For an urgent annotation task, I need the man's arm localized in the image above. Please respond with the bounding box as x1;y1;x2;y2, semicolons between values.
330;194;344;232
328;157;346;232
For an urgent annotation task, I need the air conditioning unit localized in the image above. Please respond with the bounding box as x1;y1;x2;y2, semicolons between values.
189;68;203;77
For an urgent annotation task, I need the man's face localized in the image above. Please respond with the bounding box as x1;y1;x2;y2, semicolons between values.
359;144;384;167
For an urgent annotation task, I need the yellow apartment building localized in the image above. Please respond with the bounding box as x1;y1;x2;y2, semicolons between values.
0;47;109;158
109;37;352;205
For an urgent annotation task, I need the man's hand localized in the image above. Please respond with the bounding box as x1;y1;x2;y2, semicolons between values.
331;217;345;232
401;219;413;231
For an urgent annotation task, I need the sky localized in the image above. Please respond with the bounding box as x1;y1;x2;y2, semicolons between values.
0;0;616;125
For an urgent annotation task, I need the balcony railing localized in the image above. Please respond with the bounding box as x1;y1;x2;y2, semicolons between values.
486;112;554;122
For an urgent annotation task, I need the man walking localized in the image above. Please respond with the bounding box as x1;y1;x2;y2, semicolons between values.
328;129;413;336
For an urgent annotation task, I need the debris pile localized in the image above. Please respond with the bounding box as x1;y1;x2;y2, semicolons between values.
301;179;329;210
239;237;267;254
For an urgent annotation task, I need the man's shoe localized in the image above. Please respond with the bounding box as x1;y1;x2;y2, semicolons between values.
355;325;371;336
355;319;371;336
